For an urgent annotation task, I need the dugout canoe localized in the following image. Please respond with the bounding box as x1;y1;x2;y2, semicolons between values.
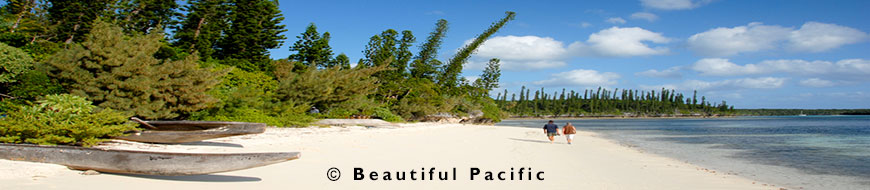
0;143;300;175
114;121;267;144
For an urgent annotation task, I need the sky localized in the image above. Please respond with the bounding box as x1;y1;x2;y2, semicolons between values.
268;0;870;109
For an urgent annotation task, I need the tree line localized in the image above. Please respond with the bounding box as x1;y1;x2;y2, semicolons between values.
735;109;870;116
0;0;515;125
496;87;735;117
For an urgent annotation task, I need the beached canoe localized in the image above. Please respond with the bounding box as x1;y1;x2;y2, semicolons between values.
114;121;267;144
0;143;300;175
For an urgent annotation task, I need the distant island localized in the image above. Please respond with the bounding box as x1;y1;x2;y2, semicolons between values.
494;86;869;119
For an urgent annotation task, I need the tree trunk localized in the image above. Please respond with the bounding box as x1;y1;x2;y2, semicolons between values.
190;17;205;51
10;13;24;33
9;0;37;33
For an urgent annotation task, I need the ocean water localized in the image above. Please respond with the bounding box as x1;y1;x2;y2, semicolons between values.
497;116;870;190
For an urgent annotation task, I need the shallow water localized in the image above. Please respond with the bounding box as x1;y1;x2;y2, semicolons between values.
497;116;870;190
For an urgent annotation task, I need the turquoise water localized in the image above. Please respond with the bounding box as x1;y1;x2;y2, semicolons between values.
497;116;870;190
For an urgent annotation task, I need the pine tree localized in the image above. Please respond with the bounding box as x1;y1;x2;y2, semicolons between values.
472;58;500;97
330;53;351;69
115;0;179;34
3;0;37;33
48;0;113;44
172;0;229;59
439;11;515;92
288;23;333;68
410;19;447;81
46;21;224;119
215;0;287;71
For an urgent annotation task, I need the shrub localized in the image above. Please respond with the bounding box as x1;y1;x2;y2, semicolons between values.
0;33;29;47
0;42;32;83
45;21;225;119
0;94;137;147
7;69;64;99
372;107;404;122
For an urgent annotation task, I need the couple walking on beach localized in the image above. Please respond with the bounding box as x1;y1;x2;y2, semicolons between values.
543;120;576;144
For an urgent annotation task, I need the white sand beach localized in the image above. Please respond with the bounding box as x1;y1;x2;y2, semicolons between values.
0;123;780;190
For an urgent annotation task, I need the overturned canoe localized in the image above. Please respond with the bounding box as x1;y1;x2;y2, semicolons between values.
114;121;267;144
0;143;299;176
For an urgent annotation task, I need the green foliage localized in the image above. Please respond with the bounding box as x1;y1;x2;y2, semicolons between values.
0;42;32;83
172;0;230;59
115;0;179;34
372;107;403;122
472;58;500;97
0;32;29;47
391;78;443;119
0;94;137;147
331;53;351;69
288;23;333;68
499;87;735;117
7;69;64;99
478;97;505;123
46;21;225;119
439;11;515;91
48;0;113;43
735;109;870;116
273;60;384;111
20;41;60;62
215;0;287;71
410;19;447;80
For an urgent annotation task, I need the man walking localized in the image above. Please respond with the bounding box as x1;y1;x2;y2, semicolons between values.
543;120;559;143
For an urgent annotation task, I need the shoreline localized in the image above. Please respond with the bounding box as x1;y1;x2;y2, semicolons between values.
1;123;778;190
505;115;737;120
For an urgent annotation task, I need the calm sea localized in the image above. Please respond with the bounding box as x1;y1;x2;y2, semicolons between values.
497;116;870;190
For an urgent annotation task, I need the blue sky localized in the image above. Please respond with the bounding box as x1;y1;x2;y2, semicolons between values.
268;0;870;109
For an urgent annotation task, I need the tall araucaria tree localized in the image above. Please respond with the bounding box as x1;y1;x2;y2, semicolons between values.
46;21;225;119
115;0;179;34
288;23;334;68
472;58;500;97
438;11;515;93
215;0;287;72
409;19;447;81
47;0;113;44
172;0;229;59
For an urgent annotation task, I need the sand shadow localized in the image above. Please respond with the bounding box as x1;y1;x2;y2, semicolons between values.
111;173;261;182
508;138;564;144
178;141;244;148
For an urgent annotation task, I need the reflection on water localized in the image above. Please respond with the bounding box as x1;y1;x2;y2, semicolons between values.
498;116;870;190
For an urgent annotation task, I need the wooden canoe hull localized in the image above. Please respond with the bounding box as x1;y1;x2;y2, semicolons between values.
0;143;300;176
114;121;267;144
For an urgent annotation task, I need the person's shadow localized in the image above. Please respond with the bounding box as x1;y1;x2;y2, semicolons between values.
111;173;261;182
508;138;564;144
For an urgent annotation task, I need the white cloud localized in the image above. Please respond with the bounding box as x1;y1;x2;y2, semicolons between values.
690;58;764;76
653;77;787;92
799;78;837;87
533;69;620;87
687;22;792;56
605;17;627;24
475;36;567;60
463;76;480;83
469;35;568;70
688;22;868;56
788;22;869;52
630;12;659;22
467;27;671;70
640;0;711;10
689;58;870;79
570;27;671;57
635;66;682;78
580;22;592;28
